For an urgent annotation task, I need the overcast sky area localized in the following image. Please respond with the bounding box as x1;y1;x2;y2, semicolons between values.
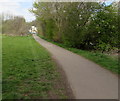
0;0;36;22
0;0;118;22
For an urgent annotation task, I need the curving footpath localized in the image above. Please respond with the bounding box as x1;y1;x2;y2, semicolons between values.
33;34;118;99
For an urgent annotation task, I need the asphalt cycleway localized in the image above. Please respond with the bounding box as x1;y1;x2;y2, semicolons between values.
33;34;118;99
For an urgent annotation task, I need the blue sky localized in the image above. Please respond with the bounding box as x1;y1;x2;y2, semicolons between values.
105;0;116;5
0;0;118;22
0;0;36;22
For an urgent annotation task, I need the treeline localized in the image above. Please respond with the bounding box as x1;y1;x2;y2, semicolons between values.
1;13;30;36
31;2;119;52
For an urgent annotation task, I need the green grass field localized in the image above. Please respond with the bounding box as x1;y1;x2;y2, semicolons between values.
2;35;70;99
67;48;119;74
39;35;119;74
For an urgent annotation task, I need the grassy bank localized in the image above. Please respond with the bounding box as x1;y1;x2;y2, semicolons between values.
38;35;119;74
2;35;72;99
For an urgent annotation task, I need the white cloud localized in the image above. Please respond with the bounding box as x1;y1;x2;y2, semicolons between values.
0;0;35;2
0;0;36;22
0;0;118;22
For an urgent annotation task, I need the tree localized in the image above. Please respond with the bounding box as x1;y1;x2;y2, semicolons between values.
2;13;29;35
31;2;119;51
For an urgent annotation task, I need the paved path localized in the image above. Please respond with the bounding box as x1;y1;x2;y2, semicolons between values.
33;34;118;99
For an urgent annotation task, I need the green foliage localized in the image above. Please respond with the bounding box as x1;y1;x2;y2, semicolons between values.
31;2;119;52
2;14;29;35
45;19;57;40
86;4;118;51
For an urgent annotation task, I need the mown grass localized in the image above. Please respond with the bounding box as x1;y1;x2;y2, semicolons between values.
2;35;69;99
0;34;2;101
38;34;119;74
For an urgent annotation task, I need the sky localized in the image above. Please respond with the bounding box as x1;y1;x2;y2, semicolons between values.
0;0;36;22
0;0;118;22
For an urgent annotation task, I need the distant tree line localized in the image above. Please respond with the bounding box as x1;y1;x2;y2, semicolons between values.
31;2;119;52
1;13;30;36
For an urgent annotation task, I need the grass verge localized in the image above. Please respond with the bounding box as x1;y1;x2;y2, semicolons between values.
38;34;119;74
2;35;73;99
